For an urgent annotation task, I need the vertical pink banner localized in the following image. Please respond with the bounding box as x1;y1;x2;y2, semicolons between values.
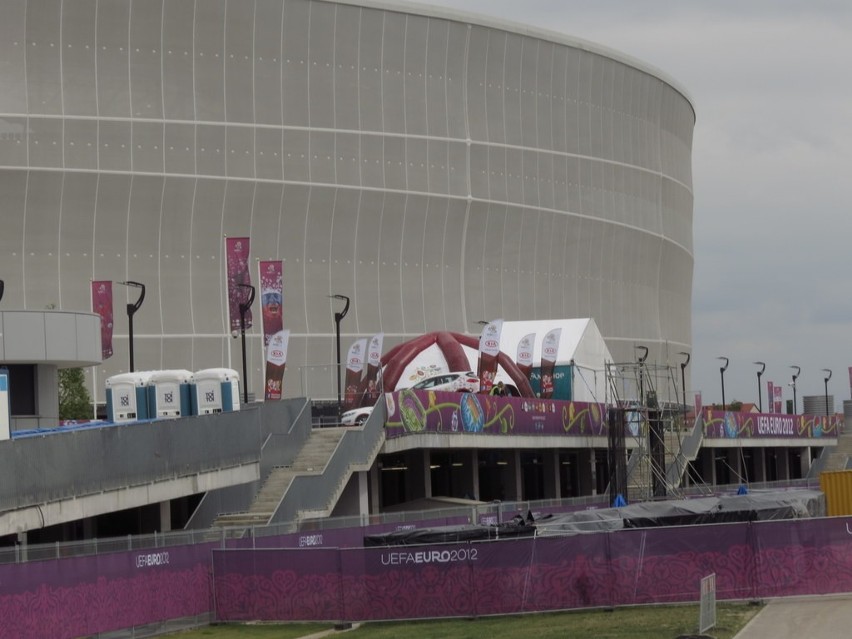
258;260;283;346
344;338;368;410
225;237;253;332
259;260;284;400
540;328;561;399
767;382;774;413
774;385;783;413
477;319;503;393
91;280;114;360
264;330;290;400
516;333;535;383
360;333;384;407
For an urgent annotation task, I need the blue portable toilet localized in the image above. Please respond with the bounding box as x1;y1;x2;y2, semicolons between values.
0;368;10;441
191;368;241;415
105;372;153;423
147;369;193;418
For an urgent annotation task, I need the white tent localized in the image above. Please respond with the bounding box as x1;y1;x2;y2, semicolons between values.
387;319;613;402
495;319;613;402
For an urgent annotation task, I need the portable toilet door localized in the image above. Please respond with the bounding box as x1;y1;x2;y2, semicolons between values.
105;372;153;423
222;370;241;412
148;369;193;418
191;368;241;415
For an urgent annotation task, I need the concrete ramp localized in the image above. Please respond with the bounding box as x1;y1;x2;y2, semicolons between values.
213;428;347;528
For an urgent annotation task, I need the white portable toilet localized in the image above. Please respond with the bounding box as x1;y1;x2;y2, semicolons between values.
191;368;241;415
147;369;193;418
105;372;154;423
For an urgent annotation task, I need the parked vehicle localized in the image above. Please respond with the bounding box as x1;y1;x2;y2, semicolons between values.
341;405;374;426
411;371;480;393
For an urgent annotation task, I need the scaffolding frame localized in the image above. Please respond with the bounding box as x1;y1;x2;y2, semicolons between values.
604;360;709;502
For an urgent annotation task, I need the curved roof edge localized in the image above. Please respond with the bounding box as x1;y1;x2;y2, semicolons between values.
0;311;102;368
323;0;695;116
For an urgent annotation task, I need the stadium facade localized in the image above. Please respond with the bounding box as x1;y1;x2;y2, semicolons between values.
0;0;694;406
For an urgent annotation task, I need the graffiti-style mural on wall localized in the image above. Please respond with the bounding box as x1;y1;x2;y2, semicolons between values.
703;410;839;440
384;390;608;439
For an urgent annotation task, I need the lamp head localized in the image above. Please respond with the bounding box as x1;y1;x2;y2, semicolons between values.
329;294;350;319
717;356;729;372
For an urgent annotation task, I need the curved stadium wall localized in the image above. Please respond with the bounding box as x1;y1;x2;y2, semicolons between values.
0;0;695;405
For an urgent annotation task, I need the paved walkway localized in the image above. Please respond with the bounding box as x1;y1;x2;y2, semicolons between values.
735;595;852;638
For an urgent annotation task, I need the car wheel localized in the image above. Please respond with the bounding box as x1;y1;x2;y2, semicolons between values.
356;415;367;425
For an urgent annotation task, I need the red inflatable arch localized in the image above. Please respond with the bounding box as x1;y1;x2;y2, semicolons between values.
381;331;535;397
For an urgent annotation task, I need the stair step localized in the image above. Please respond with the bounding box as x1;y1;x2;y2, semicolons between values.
211;426;355;529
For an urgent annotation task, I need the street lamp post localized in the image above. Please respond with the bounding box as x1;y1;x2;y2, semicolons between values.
822;369;832;417
790;365;800;414
0;279;4;303
717;357;729;410
330;294;350;420
677;351;690;415
237;283;255;405
117;281;145;372
635;346;648;406
754;361;766;412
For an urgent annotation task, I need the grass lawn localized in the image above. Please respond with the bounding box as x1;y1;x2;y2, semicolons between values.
167;603;761;639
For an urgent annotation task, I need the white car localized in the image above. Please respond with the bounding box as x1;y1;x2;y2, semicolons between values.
411;371;480;393
341;405;374;425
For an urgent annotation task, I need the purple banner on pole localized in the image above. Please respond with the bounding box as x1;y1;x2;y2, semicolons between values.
91;280;113;360
383;390;608;439
259;260;283;347
225;236;252;332
703;410;838;439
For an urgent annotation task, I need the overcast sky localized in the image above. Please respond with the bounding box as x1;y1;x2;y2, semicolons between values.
404;0;852;410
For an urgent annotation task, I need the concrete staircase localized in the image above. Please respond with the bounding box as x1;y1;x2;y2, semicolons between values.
820;427;852;472
212;427;348;528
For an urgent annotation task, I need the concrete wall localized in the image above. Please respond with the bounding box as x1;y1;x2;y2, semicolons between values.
0;0;695;406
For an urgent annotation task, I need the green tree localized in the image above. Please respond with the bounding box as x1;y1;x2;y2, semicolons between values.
59;368;93;421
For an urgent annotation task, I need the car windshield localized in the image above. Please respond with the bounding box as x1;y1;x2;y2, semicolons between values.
414;375;446;389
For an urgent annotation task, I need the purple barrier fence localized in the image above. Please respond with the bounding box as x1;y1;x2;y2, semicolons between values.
608;524;756;604
211;518;852;623
241;515;472;550
0;543;214;639
753;518;852;597
5;518;852;636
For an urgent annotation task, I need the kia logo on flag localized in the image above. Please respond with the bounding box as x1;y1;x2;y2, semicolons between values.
544;347;557;357
272;349;284;358
520;350;531;359
369;352;380;363
351;357;362;365
484;339;499;349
